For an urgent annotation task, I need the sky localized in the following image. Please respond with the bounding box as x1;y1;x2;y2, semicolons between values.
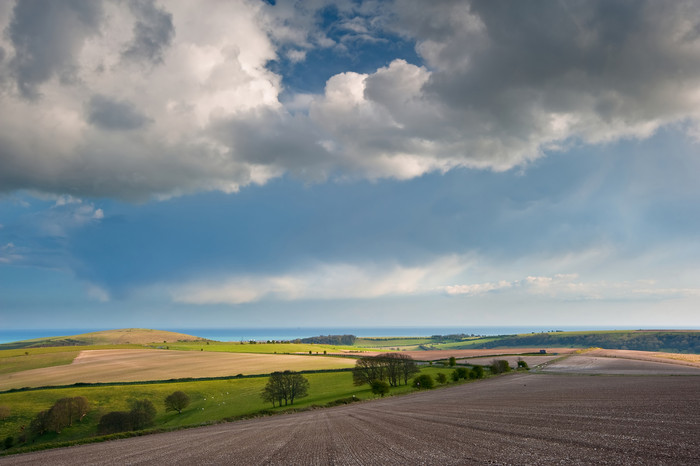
0;0;699;331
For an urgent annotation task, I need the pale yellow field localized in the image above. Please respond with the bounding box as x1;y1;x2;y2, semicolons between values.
0;349;356;390
586;349;700;367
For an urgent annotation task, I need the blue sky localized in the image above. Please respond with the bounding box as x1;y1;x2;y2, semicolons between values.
1;1;699;331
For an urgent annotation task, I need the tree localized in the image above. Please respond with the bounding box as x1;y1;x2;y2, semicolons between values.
517;358;529;369
261;371;309;407
490;359;511;374
129;399;156;430
98;411;132;435
353;356;388;386
448;356;457;367
471;365;484;379
436;373;448;384
165;391;190;414
371;380;390;397
29;410;50;437
455;367;470;379
413;374;434;389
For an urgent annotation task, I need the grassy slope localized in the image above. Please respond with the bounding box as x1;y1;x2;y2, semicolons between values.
149;341;363;354
0;329;204;350
0;366;460;452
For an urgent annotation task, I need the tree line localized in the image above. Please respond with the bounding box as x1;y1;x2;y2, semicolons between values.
352;353;420;387
297;334;357;345
261;371;310;407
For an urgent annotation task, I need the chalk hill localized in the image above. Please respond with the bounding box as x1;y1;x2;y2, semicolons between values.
0;328;204;349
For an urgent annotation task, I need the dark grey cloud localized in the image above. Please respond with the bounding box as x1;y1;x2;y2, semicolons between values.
122;0;175;64
87;94;150;131
7;0;102;98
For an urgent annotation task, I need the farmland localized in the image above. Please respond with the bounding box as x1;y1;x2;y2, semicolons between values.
2;369;698;465
0;349;357;391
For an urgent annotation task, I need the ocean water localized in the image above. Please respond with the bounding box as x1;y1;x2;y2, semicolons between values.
0;325;651;344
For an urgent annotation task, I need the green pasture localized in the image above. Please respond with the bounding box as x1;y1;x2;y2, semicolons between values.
0;345;145;375
354;337;433;347
0;366;461;453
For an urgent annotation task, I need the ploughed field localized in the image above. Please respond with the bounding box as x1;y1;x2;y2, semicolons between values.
4;365;698;465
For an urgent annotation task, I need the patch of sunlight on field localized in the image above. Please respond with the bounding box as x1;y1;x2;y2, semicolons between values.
0;350;357;390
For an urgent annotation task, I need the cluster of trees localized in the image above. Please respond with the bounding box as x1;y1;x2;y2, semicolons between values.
30;397;89;436
298;334;357;345
98;399;157;435
451;365;484;381
261;371;310;407
352;353;420;388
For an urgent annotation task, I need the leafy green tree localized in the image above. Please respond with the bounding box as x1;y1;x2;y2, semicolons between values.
448;356;456;367
261;371;310;406
98;411;132;435
490;360;511;374
413;374;434;389
165;391;190;414
371;380;390;397
451;370;460;382
129;399;156;430
436;373;448;384
517;358;529;369
455;367;470;379
471;365;484;379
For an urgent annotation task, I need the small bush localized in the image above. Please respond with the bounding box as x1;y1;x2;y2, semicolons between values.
517;359;529;369
436;373;448;384
98;411;132;435
371;380;390;397
491;359;511;374
456;367;470;379
471;365;484;378
448;356;456;367
3;436;13;450
451;370;460;382
413;374;434;389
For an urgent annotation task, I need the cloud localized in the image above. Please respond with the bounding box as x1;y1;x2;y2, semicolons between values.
121;0;175;65
0;1;699;200
170;256;465;305
87;94;151;131
6;0;103;98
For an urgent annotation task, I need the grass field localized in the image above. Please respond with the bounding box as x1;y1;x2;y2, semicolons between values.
0;366;460;452
0;350;358;391
0;329;204;350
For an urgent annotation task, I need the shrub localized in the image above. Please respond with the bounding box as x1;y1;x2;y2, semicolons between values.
517;359;529;369
436;373;448;384
371;380;390;397
448;356;456;367
130;399;156;430
451;370;460;382
456;367;470;379
490;359;511;374
471;365;484;378
3;436;13;450
413;374;434;389
98;411;132;435
165;391;191;414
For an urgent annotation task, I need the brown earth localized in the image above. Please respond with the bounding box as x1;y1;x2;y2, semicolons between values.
0;349;355;390
330;348;578;361
3;372;698;465
457;354;562;367
586;348;700;367
541;354;700;375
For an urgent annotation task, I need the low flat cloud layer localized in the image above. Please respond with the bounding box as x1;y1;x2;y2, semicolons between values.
1;0;699;200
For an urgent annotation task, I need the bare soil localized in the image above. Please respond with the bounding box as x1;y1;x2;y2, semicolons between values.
541;354;700;375
458;355;561;367
0;349;355;390
330;348;578;361
3;372;698;465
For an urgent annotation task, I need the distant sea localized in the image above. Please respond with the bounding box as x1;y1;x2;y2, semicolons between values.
0;326;676;345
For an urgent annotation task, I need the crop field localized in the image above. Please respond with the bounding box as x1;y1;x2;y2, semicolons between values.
0;366;458;451
3;369;698;465
148;341;362;354
373;347;578;361
541;354;700;375
0;350;357;390
458;355;562;368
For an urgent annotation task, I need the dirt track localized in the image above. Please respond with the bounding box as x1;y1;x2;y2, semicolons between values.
3;372;698;465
